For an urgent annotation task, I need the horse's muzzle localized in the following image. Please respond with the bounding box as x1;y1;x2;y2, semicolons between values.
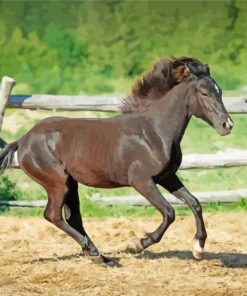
219;117;234;136
223;117;234;131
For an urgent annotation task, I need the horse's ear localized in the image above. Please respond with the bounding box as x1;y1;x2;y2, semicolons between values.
172;65;191;82
205;64;210;75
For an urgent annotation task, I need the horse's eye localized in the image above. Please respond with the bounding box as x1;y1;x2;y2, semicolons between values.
201;91;208;97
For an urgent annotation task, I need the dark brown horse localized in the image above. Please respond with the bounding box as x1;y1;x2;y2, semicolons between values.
0;57;233;266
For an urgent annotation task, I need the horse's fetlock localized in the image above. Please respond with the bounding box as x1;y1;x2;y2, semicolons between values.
195;231;207;241
201;231;207;239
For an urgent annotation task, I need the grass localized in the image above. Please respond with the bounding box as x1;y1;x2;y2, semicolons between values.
1;199;247;218
0;109;247;217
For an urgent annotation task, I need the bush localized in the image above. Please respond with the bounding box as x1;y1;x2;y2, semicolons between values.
0;175;21;201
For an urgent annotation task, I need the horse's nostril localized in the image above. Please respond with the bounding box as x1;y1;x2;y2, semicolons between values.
223;122;230;130
222;121;233;130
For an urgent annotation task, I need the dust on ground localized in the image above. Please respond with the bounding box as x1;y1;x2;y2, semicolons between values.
0;213;246;296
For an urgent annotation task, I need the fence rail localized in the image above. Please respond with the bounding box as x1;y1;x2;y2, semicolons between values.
1;188;246;208
92;188;247;206
8;94;121;112
6;94;247;113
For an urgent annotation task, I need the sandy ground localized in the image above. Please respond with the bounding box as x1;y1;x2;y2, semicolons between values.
0;213;246;296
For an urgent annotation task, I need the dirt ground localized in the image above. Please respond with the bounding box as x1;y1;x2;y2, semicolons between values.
0;213;246;296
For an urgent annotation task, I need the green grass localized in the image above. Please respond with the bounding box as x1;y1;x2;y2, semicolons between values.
181;114;247;153
2;166;246;203
1;199;247;218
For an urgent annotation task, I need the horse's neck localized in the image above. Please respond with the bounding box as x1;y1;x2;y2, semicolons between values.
149;85;191;145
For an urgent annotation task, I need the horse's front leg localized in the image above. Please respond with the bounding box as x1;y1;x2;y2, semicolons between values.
126;161;175;253
157;174;207;260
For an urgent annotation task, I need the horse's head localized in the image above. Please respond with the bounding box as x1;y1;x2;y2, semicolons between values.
188;71;233;136
121;57;211;114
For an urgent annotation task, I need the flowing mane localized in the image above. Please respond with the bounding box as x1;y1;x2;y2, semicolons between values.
121;56;210;114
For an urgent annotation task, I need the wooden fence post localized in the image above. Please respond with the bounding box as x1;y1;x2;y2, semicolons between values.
0;76;15;132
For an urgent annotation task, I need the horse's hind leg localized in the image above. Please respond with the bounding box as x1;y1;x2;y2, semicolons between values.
19;138;115;266
44;184;89;251
44;182;116;266
64;176;99;256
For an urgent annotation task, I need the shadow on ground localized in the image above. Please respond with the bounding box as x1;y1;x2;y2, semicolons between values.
26;252;121;267
135;250;247;268
25;250;247;269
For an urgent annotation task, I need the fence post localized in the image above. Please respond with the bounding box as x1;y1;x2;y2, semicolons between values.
0;76;16;132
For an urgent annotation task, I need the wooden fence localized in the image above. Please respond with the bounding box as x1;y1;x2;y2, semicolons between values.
0;76;247;207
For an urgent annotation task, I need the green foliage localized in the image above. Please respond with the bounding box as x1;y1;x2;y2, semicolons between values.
0;175;21;201
0;0;247;94
0;175;21;213
43;24;86;68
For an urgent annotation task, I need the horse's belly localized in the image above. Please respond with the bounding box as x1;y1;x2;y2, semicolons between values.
68;166;126;188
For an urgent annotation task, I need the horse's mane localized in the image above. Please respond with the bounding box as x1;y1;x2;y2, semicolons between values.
121;57;210;114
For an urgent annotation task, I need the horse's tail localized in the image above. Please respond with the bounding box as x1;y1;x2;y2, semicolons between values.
0;141;18;175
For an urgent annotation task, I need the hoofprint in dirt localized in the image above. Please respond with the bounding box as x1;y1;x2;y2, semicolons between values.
0;213;246;296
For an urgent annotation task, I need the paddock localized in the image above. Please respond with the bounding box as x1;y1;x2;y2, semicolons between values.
0;214;246;296
1;74;247;296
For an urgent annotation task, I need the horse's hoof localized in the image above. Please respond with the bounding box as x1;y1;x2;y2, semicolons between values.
193;241;203;260
125;238;143;254
91;255;120;267
193;249;203;260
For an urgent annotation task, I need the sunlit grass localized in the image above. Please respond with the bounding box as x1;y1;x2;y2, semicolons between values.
1;199;246;218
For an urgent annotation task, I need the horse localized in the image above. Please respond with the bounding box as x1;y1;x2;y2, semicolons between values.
0;57;233;267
